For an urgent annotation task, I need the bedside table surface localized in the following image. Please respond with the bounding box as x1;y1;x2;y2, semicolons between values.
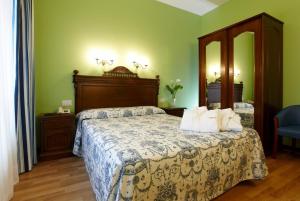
42;113;74;117
161;107;186;117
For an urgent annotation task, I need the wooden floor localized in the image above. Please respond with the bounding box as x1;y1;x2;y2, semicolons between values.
12;153;300;201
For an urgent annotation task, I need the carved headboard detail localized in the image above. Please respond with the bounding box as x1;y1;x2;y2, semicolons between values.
73;66;160;113
103;66;138;78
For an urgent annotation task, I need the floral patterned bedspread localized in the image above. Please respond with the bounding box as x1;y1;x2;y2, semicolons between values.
235;109;254;128
73;106;268;201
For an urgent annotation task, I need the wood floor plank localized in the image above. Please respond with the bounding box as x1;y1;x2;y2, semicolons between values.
11;153;300;201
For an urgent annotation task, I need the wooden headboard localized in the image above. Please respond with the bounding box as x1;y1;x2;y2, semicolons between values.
73;66;160;114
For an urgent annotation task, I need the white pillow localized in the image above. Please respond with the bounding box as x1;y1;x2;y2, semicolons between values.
197;109;220;132
180;107;207;131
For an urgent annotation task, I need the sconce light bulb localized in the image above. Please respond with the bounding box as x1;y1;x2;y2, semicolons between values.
96;58;100;64
133;61;139;69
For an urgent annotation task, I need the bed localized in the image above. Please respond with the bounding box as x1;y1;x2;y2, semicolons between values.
72;67;267;201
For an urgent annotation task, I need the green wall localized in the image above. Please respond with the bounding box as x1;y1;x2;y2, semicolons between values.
199;0;300;107
34;0;201;114
35;0;300;115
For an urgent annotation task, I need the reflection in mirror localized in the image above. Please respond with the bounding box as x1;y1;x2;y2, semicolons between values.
206;41;221;109
233;32;255;128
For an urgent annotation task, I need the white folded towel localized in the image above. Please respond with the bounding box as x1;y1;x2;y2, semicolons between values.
219;108;243;132
180;107;220;132
180;107;207;131
196;109;220;132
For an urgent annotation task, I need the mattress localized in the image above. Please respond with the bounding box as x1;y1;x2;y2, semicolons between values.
73;106;267;201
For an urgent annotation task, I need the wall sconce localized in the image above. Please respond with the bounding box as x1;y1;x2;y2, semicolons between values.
96;58;114;66
209;65;220;82
213;71;218;80
132;61;148;69
234;68;241;77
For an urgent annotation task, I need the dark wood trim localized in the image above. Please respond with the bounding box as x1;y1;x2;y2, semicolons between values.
198;12;283;40
73;66;160;114
103;66;138;78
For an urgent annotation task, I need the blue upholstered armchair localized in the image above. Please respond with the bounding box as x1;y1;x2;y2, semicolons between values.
272;105;300;158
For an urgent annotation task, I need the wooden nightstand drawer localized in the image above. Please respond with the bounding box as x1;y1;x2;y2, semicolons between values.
39;113;75;161
44;128;72;152
43;117;74;130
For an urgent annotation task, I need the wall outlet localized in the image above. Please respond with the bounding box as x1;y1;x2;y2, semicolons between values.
62;99;72;107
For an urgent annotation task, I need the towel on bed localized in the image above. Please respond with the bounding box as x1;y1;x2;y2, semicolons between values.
197;109;220;132
180;107;220;132
180;107;243;132
180;106;207;131
219;108;243;132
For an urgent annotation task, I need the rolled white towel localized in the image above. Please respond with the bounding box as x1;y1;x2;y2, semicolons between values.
219;108;243;132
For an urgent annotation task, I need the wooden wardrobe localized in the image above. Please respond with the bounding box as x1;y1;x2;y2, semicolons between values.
198;13;283;154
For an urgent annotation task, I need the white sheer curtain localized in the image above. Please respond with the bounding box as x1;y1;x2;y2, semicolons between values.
0;0;19;200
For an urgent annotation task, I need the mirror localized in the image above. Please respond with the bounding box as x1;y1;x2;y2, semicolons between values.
233;32;255;127
206;41;221;109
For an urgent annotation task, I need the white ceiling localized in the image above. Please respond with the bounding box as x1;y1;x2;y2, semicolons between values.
157;0;229;16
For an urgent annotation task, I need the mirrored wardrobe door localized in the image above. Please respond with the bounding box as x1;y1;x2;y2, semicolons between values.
199;30;228;109
206;41;221;109
233;32;255;128
228;19;261;130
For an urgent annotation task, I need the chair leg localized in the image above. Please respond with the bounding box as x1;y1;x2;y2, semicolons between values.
272;117;279;159
279;136;283;151
272;131;278;159
292;138;296;154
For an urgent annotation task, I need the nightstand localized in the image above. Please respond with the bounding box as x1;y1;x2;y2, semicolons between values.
39;113;75;161
161;107;186;117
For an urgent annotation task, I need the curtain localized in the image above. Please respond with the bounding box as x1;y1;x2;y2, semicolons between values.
0;0;19;200
16;0;36;173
